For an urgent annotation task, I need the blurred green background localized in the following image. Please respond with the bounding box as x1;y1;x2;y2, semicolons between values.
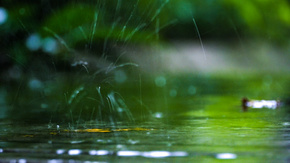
0;0;289;123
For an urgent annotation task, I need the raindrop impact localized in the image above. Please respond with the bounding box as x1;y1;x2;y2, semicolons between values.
0;7;8;25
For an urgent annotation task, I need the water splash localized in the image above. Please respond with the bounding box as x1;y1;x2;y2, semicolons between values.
150;0;169;22
68;86;84;104
90;12;98;49
118;0;140;41
43;27;71;52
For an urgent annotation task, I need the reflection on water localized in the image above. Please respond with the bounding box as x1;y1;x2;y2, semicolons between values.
216;153;237;159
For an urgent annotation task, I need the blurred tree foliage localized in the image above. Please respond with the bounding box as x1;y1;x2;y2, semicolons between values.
1;0;289;65
162;0;290;44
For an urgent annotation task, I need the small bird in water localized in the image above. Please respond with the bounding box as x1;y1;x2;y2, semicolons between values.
241;97;280;111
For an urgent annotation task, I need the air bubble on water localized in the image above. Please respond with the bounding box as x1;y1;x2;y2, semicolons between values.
42;37;58;54
28;78;43;90
188;85;196;95
0;7;8;25
155;76;166;87
114;70;127;83
26;34;42;51
153;112;163;118
169;89;177;97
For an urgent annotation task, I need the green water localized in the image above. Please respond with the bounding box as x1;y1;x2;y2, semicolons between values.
0;74;289;162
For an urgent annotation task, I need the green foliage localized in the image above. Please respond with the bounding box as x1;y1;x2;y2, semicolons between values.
223;0;290;44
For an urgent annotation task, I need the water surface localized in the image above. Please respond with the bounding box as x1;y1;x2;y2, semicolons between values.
0;75;289;162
